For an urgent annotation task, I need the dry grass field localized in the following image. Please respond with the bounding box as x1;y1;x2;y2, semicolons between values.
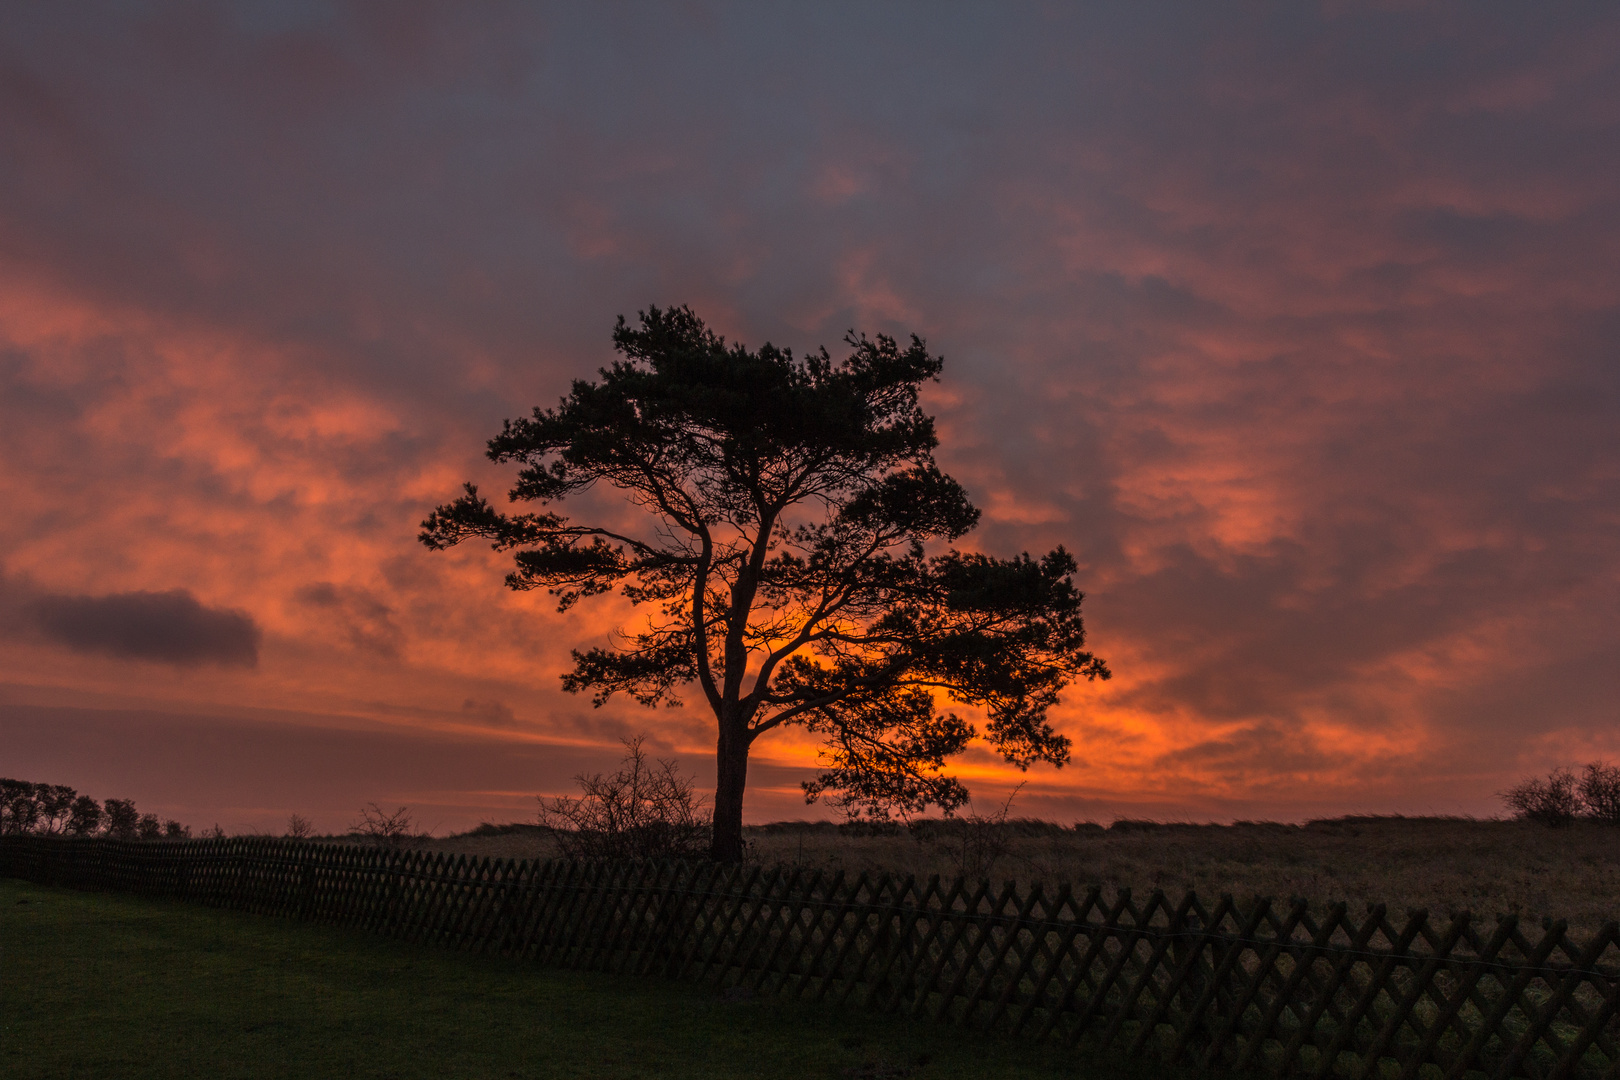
418;816;1620;940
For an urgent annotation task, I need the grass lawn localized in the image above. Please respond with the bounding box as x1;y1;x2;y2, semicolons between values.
1;877;1171;1080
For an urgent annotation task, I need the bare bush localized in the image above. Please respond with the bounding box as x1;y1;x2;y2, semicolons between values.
1502;761;1620;826
1502;767;1583;826
537;736;711;861
912;783;1025;882
285;813;315;839
1578;760;1620;824
349;803;415;849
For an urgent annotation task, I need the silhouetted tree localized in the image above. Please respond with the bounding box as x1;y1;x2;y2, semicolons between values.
66;795;103;836
103;798;140;840
0;779;39;835
423;307;1110;861
34;785;78;834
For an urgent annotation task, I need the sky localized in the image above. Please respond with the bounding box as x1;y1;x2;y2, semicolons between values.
2;2;1618;834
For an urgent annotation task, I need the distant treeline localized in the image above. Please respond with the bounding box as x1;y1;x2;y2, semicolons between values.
0;777;191;839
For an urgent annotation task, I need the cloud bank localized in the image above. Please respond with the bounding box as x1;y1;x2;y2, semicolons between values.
28;589;261;668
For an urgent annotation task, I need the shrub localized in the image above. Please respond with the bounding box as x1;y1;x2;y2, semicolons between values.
1501;761;1620;826
1577;761;1620;825
285;813;315;839
909;783;1025;882
349;804;415;850
537;736;711;861
1501;766;1584;826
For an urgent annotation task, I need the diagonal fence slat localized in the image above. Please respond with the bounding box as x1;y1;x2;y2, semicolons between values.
1009;883;1094;1036
1232;901;1351;1075
1132;891;1238;1060
1036;885;1135;1043
3;835;1616;1080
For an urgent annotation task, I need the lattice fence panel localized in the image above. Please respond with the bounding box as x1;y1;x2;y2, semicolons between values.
4;835;1616;1079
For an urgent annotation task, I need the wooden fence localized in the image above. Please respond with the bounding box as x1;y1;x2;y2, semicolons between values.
3;835;1616;1079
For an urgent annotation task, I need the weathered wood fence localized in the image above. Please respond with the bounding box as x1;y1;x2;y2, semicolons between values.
3;835;1616;1079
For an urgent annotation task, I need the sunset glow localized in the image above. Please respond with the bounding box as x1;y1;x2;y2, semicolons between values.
2;5;1617;833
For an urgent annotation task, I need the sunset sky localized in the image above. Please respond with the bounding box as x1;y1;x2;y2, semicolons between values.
2;3;1617;834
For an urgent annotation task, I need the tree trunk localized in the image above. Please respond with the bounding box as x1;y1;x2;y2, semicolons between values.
710;722;750;862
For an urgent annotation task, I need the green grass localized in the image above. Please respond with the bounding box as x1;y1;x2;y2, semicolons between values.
1;878;1164;1080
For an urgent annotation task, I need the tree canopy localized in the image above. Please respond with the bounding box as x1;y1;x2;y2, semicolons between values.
421;306;1109;860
